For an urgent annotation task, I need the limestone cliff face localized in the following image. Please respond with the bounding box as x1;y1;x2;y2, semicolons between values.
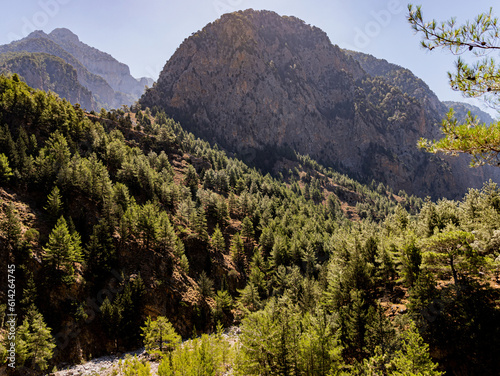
443;101;494;125
48;28;150;100
0;51;96;110
0;29;153;109
347;50;500;196
141;9;498;199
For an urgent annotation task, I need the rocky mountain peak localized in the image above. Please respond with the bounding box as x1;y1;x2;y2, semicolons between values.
49;28;80;44
26;30;48;40
0;28;154;109
141;9;498;199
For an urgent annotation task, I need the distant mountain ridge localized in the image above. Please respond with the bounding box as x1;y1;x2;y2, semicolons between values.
443;101;495;125
140;9;499;199
47;28;153;99
0;51;96;110
0;28;153;109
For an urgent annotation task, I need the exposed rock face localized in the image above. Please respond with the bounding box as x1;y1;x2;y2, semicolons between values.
141;9;499;199
347;50;500;195
443;101;494;125
0;29;153;109
0;32;116;108
48;28;151;100
0;51;96;110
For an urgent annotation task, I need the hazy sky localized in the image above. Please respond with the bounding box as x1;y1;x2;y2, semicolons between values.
1;0;498;116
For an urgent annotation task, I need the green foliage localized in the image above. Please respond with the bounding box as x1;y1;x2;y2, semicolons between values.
399;239;422;287
1;75;498;375
198;271;215;298
43;216;82;283
418;109;500;167
236;297;342;375
230;232;245;265
421;230;477;284
44;185;63;219
120;356;151;376
213;290;233;320
241;216;255;241
1;203;22;252
0;153;13;181
16;308;56;371
158;331;234;376
408;5;500;166
390;321;443;376
85;218;116;276
210;224;226;253
184;164;199;196
101;276;146;346
141;316;181;354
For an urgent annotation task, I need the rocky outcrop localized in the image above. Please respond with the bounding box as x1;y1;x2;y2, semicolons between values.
347;50;500;195
48;28;151;100
141;9;499;199
0;51;97;110
0;32;117;108
0;29;153;109
443;101;494;125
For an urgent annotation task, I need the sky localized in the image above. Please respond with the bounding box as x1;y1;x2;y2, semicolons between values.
0;0;498;117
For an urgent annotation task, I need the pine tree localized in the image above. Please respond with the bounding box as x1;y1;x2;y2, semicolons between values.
141;316;181;353
408;5;500;166
121;356;151;376
299;309;341;376
157;357;174;376
390;321;443;376
230;233;245;265
16;309;56;371
20;272;37;313
198;271;214;298
210;224;226;253
1;204;22;251
400;239;422;287
44;186;63;220
192;207;209;242
157;211;177;253
184;164;199;197
43;216;82;282
343;289;368;360
228;192;238;217
213;289;233;320
421;230;476;284
241;216;255;242
100;296;123;339
0;153;13;182
216;197;230;226
138;203;160;249
237;282;261;312
86;218;116;276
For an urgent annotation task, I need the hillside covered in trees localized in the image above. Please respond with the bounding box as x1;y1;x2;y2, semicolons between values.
1;74;500;375
140;9;500;201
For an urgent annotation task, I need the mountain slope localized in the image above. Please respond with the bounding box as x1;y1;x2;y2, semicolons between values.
0;32;117;108
443;100;495;124
48;28;152;100
0;74;423;365
140;9;498;199
0;51;96;110
2;75;500;376
0;29;152;109
347;49;500;186
344;49;448;116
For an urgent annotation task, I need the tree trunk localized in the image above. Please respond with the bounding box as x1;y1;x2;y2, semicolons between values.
450;254;458;284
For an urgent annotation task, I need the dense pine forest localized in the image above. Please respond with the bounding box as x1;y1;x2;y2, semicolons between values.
1;74;500;375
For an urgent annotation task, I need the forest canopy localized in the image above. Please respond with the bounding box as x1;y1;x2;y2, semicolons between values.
0;74;499;375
